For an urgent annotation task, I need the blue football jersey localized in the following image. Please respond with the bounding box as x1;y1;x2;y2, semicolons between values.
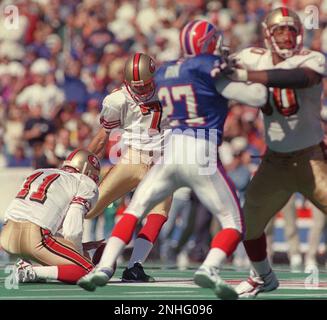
155;54;228;145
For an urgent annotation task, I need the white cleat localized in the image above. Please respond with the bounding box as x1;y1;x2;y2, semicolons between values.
236;269;279;298
77;267;114;292
15;259;38;283
194;266;238;300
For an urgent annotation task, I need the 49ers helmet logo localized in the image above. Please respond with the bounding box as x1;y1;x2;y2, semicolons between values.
149;59;155;73
88;155;100;171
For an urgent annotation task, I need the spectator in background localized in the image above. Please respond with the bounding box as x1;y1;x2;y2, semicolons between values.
7;145;32;167
16;58;64;120
4;105;25;157
31;143;51;169
76;120;92;148
23;105;55;148
43;133;60;168
55;128;74;160
61;58;88;113
81;98;102;135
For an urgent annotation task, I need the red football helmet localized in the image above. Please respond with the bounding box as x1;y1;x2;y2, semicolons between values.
180;20;222;57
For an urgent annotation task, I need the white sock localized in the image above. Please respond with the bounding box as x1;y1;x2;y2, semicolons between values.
33;266;58;281
98;236;126;269
251;257;272;276
202;248;227;269
127;238;153;269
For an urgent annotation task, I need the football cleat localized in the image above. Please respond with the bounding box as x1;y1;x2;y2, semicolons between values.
77;267;114;292
122;263;155;282
194;265;238;300
235;269;279;298
15;259;38;283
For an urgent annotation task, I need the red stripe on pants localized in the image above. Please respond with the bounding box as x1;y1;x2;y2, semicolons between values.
41;229;93;271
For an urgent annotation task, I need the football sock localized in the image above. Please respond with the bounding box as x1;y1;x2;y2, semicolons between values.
203;228;241;269
111;213;139;244
243;233;267;261
127;238;153;269
211;228;242;257
127;214;167;269
97;214;138;269
202;248;227;268
57;265;88;284
97;236;126;269
137;213;167;243
34;265;87;284
251;258;272;276
243;233;271;276
34;266;58;281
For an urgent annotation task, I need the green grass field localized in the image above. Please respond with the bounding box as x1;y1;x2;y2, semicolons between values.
1;264;327;300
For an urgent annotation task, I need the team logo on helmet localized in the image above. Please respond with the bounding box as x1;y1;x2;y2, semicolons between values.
149;58;155;73
88;155;100;171
180;20;221;57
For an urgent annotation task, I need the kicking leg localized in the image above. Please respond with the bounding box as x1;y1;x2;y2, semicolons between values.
78;162;178;291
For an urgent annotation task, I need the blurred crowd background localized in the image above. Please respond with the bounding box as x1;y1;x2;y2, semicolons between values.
0;0;327;269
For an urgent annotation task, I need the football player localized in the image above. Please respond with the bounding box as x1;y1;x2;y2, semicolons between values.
0;149;100;284
78;20;268;299
219;7;327;297
85;53;172;282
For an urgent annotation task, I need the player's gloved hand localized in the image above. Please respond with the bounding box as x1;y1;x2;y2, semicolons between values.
211;54;248;82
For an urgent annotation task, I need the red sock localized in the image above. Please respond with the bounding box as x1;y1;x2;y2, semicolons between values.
57;265;89;284
137;213;167;243
111;213;139;244
211;228;241;257
243;233;267;262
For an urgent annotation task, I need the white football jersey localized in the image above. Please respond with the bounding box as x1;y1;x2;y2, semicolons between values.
100;86;170;152
235;47;327;152
4;168;99;234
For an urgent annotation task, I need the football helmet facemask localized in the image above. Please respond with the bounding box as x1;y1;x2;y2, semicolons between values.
262;7;303;59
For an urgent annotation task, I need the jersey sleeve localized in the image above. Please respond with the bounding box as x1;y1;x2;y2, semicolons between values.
99;90;124;132
297;51;327;76
195;54;223;83
232;47;266;70
70;176;99;215
62;176;98;253
215;78;268;107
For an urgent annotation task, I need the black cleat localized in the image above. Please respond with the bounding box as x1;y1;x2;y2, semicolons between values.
122;263;155;282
